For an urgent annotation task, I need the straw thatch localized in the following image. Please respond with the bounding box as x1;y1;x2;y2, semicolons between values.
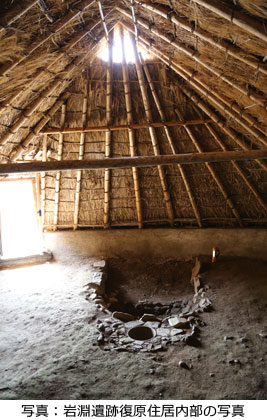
0;0;266;229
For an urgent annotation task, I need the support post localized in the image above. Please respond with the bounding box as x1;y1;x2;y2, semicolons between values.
53;104;66;230
175;108;244;227
41;134;47;228
120;25;143;228
142;58;202;228
131;33;175;226
73;76;88;230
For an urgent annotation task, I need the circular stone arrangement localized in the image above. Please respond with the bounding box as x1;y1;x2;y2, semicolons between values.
94;288;212;352
88;258;212;352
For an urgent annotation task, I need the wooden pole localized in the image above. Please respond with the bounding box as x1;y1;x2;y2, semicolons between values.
127;31;267;171
118;7;267;108
120;25;143;229
175;108;243;227
53;104;66;231
0;15;102;116
205;124;267;213
141;58;202;228
131;33;175;227
98;2;113;229
38;0;53;23
138;2;267;76
0;52;92;148
0;150;266;174
73;76;88;230
10;92;71;161
41;134;47;227
179;84;267;172
190;0;267;43
123;22;267;139
40;119;213;134
0;0;97;77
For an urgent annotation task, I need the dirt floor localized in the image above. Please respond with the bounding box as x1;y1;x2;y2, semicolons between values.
0;253;267;400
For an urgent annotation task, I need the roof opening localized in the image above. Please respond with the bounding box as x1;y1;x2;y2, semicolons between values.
98;25;151;63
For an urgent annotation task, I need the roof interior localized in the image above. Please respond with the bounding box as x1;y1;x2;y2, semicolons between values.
0;0;266;229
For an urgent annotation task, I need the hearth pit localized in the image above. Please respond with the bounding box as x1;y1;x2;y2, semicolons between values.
87;258;212;352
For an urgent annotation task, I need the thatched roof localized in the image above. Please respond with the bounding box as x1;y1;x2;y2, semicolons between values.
0;0;266;229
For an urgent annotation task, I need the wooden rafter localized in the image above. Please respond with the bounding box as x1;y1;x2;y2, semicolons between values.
141;58;202;228
53;104;66;230
0;1;39;34
131;33;175;227
118;7;267;108
123;21;267;140
120;25;143;229
0;48;97;149
0;15;102;116
9;92;71;162
73;76;88;230
0;0;97;78
179;84;267;173
205;124;267;213
138;2;267;76
175;108;243;227
190;0;267;43
127;31;267;173
8;92;70;162
0;150;266;175
40;119;213;134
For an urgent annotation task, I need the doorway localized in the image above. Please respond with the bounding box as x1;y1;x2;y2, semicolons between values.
0;177;43;258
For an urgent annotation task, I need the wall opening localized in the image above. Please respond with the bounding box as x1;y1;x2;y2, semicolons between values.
0;177;44;259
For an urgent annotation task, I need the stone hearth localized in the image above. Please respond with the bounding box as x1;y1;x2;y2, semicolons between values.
86;258;212;352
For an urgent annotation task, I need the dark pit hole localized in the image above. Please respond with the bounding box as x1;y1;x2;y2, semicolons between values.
105;258;195;316
128;326;155;341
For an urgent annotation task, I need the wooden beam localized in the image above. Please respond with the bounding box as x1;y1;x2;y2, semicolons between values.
0;0;97;77
123;22;267;139
0;150;266;174
0;251;53;270
40;119;213;134
175;109;243;227
120;25;143;229
118;7;267;108
53;104;66;231
73;76;88;230
141;58;202;228
131;33;175;227
98;0;109;39
190;0;267;43
41;134;47;227
10;92;71;161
